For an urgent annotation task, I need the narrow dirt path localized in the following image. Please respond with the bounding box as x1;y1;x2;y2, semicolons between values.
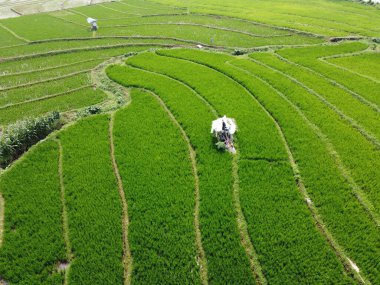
125;64;265;285
57;140;73;285
142;88;209;285
226;61;371;284
109;113;133;285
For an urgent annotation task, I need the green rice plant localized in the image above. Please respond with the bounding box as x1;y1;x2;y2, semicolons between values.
0;39;172;59
155;48;380;284
276;43;380;107
0;140;65;285
113;89;200;284
72;3;133;19
0;14;89;41
0;111;60;167
0;73;90;108
149;0;380;37
58;115;123;285
0;24;25;47
127;51;286;160
0;73;90;107
0;87;106;125
0;59;103;89
100;24;322;48
0;46;156;75
328;52;380;81
107;64;255;284
99;14;291;36
249;50;380;144
120;50;352;283
234;54;380;217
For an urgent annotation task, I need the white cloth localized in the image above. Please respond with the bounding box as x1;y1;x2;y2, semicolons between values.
87;17;96;24
210;116;237;134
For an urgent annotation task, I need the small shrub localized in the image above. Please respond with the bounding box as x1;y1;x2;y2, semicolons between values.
0;112;61;167
85;106;101;115
232;49;247;56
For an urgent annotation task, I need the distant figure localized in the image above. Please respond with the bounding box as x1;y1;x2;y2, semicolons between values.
91;21;98;31
87;17;98;31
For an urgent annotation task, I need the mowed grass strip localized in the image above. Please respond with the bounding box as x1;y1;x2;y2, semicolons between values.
0;87;106;125
58;115;124;285
107;64;255;284
0;140;66;285
113;89;200;284
164;49;380;284
236;54;380;221
128;50;352;284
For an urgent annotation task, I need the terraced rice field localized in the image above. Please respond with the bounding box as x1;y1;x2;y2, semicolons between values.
0;0;379;284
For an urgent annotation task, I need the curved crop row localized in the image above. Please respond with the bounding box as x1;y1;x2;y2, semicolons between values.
277;43;380;107
0;140;66;285
113;89;200;284
57;115;124;285
107;50;352;284
240;54;380;221
157;48;380;284
327;52;380;83
0;86;106;125
107;64;255;284
0;73;90;107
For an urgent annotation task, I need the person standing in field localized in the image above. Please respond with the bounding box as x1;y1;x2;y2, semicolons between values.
87;18;98;37
91;21;98;32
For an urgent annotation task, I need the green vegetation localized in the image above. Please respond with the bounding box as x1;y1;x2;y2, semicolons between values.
0;140;65;285
115;50;354;284
113;89;200;284
327;52;380;81
0;87;106;125
0;112;60;167
276;43;380;108
149;0;380;37
0;0;379;284
154;48;380;283
107;64;255;284
58;115;124;284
